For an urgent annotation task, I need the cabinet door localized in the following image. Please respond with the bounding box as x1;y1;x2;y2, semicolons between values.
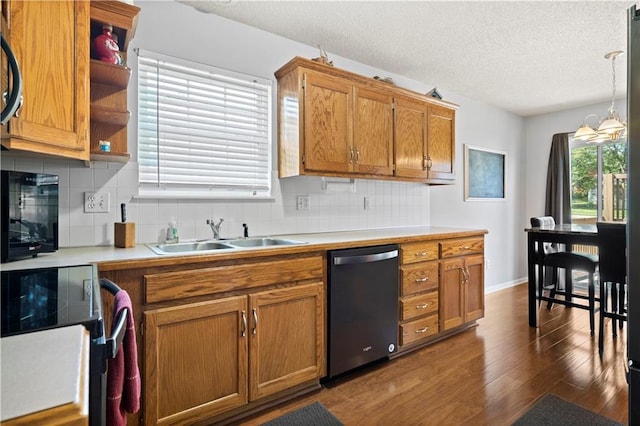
2;0;90;160
353;87;393;175
303;71;353;173
426;105;455;180
464;254;485;323
394;97;428;179
248;282;325;401
144;297;248;425
441;257;465;331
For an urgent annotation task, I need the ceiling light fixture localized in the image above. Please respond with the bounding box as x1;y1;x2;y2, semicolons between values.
574;50;626;143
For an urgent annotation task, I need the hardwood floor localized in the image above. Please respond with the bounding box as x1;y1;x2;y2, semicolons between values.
238;282;628;425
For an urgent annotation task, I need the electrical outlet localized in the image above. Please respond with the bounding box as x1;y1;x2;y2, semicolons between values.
84;191;110;213
485;258;491;270
296;195;310;210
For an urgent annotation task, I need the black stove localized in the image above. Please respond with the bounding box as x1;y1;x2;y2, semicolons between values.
1;264;103;339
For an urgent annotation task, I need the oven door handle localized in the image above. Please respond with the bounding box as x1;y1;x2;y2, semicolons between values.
100;278;128;359
106;306;127;359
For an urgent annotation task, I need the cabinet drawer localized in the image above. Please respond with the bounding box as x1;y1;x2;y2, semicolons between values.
440;238;484;258
401;262;438;296
400;292;438;321
400;315;439;346
401;241;439;265
145;255;324;303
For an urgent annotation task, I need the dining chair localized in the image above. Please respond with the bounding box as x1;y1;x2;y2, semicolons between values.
596;221;627;356
530;216;599;335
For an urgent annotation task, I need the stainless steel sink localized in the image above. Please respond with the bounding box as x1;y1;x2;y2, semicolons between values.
148;237;307;254
225;237;307;248
148;241;234;255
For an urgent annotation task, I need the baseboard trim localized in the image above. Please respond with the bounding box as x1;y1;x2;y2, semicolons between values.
486;278;527;294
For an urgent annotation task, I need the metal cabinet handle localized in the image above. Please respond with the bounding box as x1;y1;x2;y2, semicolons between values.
415;327;429;334
423;155;428;170
252;308;258;335
416;303;429;309
2;91;23;118
463;246;471;250
241;310;247;337
349;146;354;163
355;147;361;165
415;251;429;257
426;156;433;169
415;277;429;283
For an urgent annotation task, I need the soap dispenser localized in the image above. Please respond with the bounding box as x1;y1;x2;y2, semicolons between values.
167;217;179;243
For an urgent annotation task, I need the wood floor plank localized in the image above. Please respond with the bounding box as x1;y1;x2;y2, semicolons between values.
238;283;628;426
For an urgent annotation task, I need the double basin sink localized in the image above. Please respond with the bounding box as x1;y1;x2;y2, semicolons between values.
148;237;307;255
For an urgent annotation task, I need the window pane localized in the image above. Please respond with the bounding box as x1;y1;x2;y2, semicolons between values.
569;136;627;224
570;143;597;224
602;141;628;221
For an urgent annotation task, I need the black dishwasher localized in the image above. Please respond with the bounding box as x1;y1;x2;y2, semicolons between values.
327;244;399;379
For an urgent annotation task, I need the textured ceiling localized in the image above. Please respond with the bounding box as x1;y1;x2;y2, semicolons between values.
178;0;635;117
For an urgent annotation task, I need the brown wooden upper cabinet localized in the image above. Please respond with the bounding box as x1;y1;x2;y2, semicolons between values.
275;57;458;184
1;0;91;160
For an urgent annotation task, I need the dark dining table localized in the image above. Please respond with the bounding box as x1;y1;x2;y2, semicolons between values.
525;223;598;327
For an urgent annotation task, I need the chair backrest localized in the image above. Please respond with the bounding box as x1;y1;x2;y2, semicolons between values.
530;216;558;256
596;222;627;284
530;216;556;228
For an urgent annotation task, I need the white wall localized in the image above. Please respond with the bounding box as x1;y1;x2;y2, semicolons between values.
1;1;529;291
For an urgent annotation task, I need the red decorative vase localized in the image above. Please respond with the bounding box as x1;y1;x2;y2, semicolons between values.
93;24;120;64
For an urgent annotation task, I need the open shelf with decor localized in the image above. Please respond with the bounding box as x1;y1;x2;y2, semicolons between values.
88;0;140;163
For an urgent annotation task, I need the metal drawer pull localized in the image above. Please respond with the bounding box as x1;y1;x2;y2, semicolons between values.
252;308;258;335
241;310;247;337
416;303;429;309
415;277;429;283
415;327;429;333
415;252;429;256
463;246;471;250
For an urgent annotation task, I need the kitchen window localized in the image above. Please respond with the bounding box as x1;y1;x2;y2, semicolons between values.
137;50;272;198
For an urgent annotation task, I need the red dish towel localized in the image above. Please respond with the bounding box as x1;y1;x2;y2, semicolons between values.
107;289;141;426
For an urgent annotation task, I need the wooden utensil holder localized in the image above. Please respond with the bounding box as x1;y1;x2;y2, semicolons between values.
114;222;135;248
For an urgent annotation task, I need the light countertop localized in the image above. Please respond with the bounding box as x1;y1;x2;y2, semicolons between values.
1;226;487;271
1;325;89;423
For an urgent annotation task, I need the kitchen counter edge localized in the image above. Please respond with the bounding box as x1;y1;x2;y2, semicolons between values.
1;226;488;272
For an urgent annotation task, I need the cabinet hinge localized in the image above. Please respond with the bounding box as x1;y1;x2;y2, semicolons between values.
392;101;396;110
302;154;306;164
392;164;396;171
302;76;306;90
140;321;144;336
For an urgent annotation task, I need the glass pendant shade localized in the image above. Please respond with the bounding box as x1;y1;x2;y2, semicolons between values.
598;117;626;134
574;124;598;141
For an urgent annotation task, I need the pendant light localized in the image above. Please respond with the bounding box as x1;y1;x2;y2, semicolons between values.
574;50;627;142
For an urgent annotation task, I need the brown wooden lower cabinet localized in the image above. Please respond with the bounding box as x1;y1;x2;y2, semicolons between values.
144;282;325;425
441;254;485;331
97;231;485;424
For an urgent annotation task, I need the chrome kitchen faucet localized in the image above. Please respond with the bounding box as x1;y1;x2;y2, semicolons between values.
207;218;224;240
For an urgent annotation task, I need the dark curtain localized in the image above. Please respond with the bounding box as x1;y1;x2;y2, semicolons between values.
545;133;571;224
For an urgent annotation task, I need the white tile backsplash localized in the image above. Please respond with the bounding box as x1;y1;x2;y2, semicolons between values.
2;152;432;247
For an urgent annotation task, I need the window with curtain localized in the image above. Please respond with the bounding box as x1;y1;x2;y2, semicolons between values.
569;136;627;223
137;50;272;198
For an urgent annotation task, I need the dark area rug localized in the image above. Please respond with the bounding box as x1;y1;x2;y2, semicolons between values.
261;402;343;426
512;394;622;425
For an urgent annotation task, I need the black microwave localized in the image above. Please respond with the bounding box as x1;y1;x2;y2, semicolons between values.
1;171;59;262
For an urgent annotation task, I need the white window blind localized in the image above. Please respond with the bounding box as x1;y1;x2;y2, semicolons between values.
137;50;272;198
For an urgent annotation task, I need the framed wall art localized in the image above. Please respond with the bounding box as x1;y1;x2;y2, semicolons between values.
464;145;506;201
